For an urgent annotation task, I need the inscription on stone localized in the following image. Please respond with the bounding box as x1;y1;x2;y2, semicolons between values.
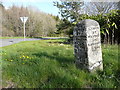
73;19;103;72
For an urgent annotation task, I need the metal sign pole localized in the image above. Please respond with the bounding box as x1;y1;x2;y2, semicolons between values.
20;17;28;41
24;22;25;41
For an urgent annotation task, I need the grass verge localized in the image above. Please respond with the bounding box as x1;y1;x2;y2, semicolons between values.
1;39;119;88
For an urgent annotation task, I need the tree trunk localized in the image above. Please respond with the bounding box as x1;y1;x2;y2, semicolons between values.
112;30;114;44
104;32;107;44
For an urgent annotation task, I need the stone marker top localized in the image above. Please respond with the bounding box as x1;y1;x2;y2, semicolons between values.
74;19;100;37
76;19;99;27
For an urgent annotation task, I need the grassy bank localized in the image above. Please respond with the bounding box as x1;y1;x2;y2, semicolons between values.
1;39;119;88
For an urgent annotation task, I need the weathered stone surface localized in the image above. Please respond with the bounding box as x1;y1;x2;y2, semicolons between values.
73;19;103;72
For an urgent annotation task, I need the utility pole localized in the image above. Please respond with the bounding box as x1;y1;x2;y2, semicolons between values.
20;17;28;41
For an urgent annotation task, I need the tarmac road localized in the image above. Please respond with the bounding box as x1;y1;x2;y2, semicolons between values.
0;38;63;47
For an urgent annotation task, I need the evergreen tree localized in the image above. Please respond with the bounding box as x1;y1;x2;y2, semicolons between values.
54;0;84;37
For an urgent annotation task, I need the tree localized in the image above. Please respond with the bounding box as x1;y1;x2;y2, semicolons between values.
54;0;84;23
84;1;117;15
0;2;4;37
117;1;120;10
2;5;58;37
54;0;84;37
88;9;120;44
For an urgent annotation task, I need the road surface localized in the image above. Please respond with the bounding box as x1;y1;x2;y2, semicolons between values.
0;38;63;47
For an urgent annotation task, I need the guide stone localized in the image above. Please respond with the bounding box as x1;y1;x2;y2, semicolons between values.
73;19;103;72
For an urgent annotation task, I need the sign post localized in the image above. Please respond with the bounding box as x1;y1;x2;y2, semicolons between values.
20;17;28;41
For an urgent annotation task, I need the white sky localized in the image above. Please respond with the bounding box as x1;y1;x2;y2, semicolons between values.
1;0;119;16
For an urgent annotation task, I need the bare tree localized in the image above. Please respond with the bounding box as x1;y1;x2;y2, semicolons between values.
117;1;120;10
84;1;117;15
2;5;58;37
0;2;3;36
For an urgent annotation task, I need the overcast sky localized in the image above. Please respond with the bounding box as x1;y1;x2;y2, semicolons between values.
1;0;91;16
2;0;60;16
1;0;119;16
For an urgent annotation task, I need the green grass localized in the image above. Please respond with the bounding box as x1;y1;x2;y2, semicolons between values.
1;40;119;88
41;37;68;38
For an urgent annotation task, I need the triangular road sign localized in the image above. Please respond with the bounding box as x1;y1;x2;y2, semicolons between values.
20;17;28;23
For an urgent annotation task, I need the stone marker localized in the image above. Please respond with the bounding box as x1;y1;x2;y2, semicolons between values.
73;19;103;72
